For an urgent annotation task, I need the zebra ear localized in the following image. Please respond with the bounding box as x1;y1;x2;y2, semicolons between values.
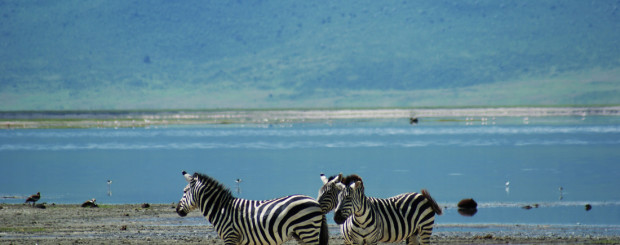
183;171;193;183
320;173;328;184
352;180;363;189
336;182;346;190
332;174;340;183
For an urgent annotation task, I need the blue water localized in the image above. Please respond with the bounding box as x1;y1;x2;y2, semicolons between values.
1;117;619;226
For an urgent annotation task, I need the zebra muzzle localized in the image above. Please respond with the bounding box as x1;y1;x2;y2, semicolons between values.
334;211;347;224
176;203;188;217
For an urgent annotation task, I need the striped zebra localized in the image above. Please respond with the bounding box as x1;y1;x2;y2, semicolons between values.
326;174;442;245
317;173;343;214
176;171;329;245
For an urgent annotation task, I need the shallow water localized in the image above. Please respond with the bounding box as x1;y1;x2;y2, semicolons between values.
1;116;619;227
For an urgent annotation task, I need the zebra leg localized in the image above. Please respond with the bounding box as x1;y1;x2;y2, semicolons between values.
222;232;241;245
291;234;306;245
319;215;329;245
293;220;325;245
416;227;434;245
407;236;420;245
223;238;239;245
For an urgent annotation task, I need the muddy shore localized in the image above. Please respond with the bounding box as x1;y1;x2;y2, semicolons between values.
1;204;618;244
2;107;619;129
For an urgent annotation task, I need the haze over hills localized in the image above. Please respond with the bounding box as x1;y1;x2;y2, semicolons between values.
1;0;619;110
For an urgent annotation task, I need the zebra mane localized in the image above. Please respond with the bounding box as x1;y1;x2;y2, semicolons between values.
327;174;341;182
193;172;233;197
342;174;362;185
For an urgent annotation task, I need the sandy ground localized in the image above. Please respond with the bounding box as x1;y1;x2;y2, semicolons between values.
1;204;618;244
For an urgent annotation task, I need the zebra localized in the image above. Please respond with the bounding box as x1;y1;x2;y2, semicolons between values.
331;174;442;245
176;171;329;245
317;173;343;214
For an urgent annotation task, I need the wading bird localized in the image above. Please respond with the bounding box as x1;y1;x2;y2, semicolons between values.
25;192;40;207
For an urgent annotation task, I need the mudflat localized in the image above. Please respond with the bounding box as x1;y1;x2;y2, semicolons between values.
0;204;617;244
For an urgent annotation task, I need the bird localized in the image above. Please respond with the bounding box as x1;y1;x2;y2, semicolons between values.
235;179;242;194
81;198;98;208
107;180;112;196
505;181;510;195
25;192;41;207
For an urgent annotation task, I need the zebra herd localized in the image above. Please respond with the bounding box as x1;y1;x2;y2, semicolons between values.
176;171;442;245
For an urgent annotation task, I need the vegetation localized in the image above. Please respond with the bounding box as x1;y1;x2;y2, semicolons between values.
0;227;46;233
1;1;619;110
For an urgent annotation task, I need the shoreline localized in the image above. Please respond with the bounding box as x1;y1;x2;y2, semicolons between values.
1;204;618;244
1;106;619;129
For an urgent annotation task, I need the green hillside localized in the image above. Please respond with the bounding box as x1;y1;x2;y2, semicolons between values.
1;1;619;110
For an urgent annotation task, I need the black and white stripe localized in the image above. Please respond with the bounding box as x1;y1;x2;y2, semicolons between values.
177;171;328;245
330;175;442;245
317;173;342;214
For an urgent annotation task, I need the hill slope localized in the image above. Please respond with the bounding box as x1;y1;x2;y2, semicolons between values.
1;1;619;110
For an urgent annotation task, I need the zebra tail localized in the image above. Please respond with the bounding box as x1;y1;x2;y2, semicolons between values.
319;215;329;245
421;189;443;215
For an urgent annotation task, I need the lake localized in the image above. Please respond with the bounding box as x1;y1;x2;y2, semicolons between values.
1;114;619;227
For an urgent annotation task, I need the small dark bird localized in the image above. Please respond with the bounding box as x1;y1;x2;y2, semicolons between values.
81;198;98;208
25;192;41;207
585;204;592;211
409;117;419;125
141;203;150;209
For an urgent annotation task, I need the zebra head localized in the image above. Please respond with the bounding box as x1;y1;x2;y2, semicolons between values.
317;173;343;214
334;175;364;224
176;171;197;217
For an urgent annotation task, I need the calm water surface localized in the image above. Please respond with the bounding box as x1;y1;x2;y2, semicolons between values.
1;116;619;226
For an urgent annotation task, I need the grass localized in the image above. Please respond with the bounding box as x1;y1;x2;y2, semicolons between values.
593;239;620;244
3;67;618;111
95;204;114;209
0;227;46;233
2;2;620;111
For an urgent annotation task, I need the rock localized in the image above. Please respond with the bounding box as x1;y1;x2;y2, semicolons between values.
585;204;592;211
458;198;477;209
141;203;150;209
457;198;478;217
